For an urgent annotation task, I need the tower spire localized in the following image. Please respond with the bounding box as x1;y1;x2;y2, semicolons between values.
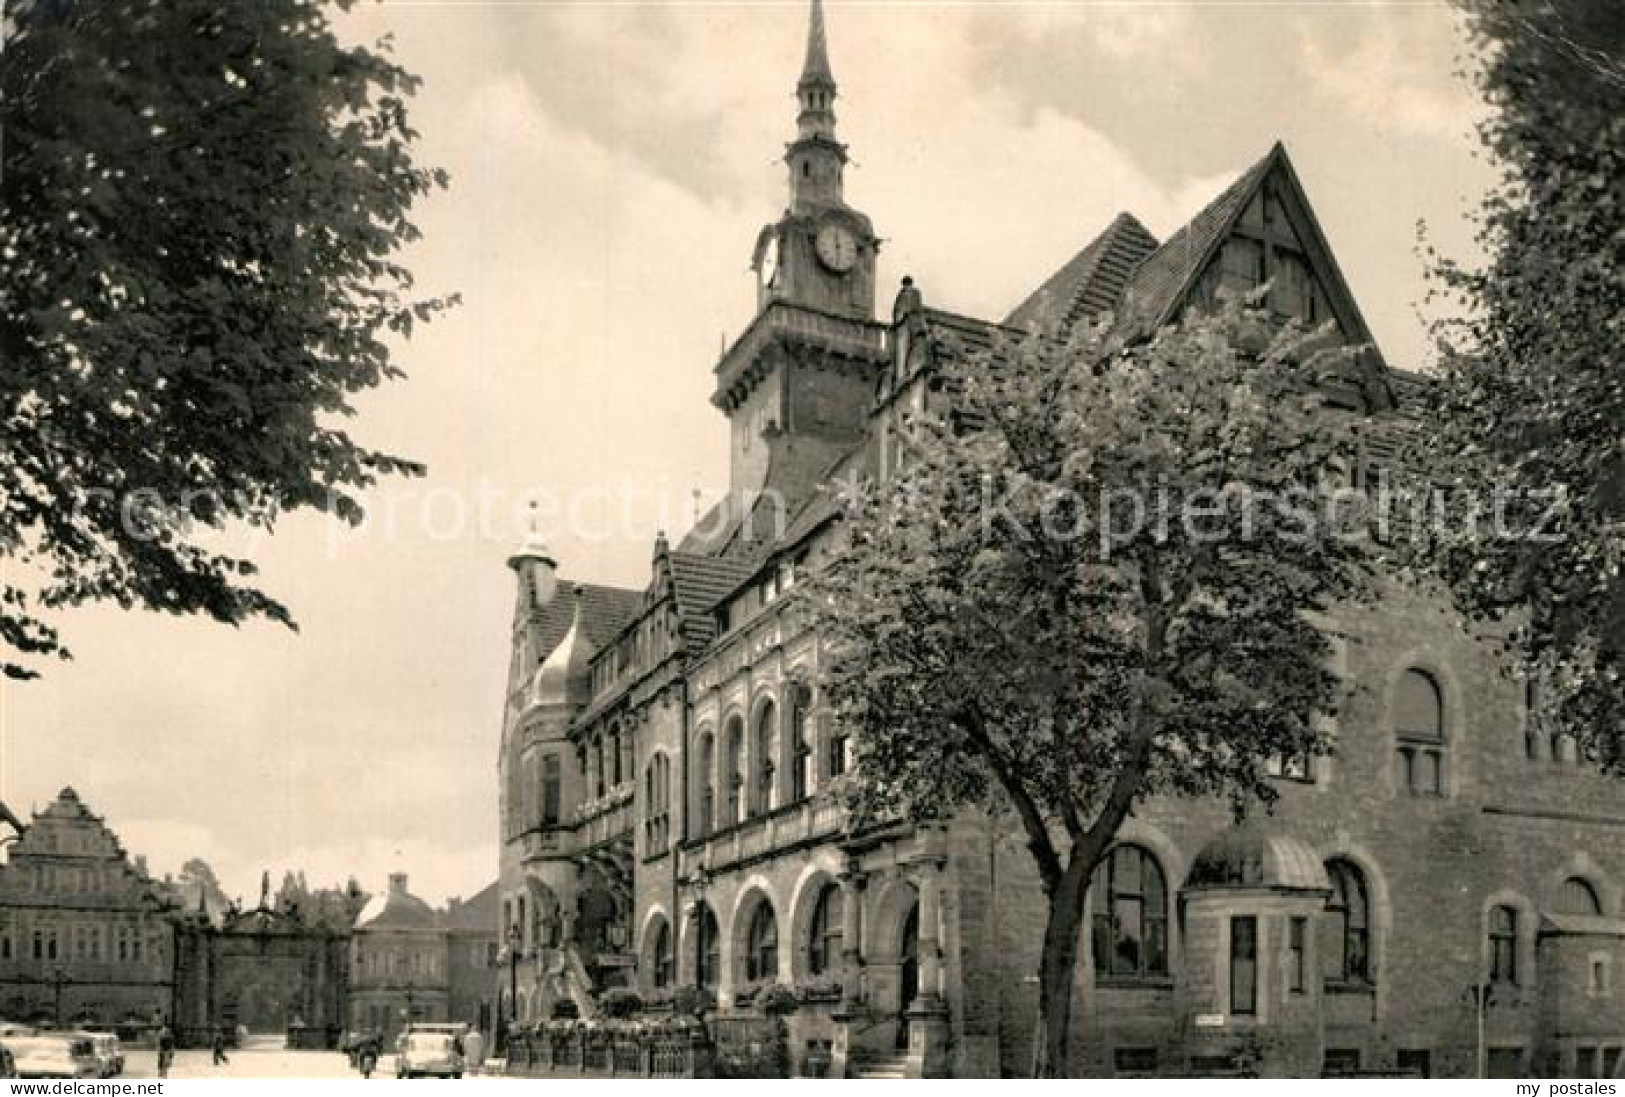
795;0;838;144
800;0;833;89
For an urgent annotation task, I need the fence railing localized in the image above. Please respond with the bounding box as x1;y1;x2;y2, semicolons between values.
506;1028;714;1079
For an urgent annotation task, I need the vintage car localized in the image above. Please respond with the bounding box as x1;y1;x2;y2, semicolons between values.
10;1035;102;1079
396;1030;464;1079
71;1032;123;1077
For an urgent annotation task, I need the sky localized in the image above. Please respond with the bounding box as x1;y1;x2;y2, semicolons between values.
0;1;1497;907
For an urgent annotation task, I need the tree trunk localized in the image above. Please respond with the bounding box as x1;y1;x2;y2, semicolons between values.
1033;865;1089;1077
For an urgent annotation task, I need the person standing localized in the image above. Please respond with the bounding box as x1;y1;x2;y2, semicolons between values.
463;1028;485;1076
211;1027;229;1066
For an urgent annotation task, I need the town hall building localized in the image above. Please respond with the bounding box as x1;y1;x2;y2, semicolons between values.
492;1;1625;1077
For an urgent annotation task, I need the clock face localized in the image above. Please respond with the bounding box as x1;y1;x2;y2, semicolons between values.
815;223;859;273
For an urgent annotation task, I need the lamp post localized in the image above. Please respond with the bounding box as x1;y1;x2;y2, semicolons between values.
1464;981;1498;1079
49;966;66;1028
506;925;521;1027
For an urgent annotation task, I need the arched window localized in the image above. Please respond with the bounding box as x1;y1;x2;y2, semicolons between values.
725;717;745;826
1089;845;1168;979
694;904;720;990
644;754;670;852
790;684;814;802
754;702;778;816
698;732;715;837
1559;877;1603;917
745;902;779;983
593;734;606;799
1395;669;1445;796
609;727;623;787
807;883;843;976
1489;905;1518;984
650;920;673;989
1324;859;1371;985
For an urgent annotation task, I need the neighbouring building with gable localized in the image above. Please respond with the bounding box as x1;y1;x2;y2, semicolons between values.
492;1;1625;1078
0;788;180;1031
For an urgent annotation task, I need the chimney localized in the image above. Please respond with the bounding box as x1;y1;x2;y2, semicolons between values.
388;873;408;895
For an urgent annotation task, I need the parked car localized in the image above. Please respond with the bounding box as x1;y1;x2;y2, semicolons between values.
10;1035;101;1079
396;1031;463;1079
71;1032;123;1077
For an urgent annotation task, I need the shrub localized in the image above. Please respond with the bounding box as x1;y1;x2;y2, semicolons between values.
754;983;799;1016
598;987;644;1019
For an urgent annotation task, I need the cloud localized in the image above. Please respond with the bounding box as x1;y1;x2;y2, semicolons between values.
1298;16;1486;141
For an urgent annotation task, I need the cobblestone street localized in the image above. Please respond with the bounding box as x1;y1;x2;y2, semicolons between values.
121;1046;400;1080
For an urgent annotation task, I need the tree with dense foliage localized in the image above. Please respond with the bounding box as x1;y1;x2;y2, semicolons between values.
807;298;1384;1076
1424;0;1623;770
169;856;230;916
0;0;452;679
275;869;370;927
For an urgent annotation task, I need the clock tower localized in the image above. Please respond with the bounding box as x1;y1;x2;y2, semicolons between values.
751;0;879;320
715;0;888;533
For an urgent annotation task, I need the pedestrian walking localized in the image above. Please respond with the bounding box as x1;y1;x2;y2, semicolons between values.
156;1024;174;1079
211;1027;229;1066
356;1034;380;1080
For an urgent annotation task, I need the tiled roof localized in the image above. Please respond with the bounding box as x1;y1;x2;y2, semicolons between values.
1385;366;1430;411
532;582;643;666
444;880;501;933
668;552;757;649
1004;212;1160;334
356;883;441;932
676;497;737;557
1117;147;1277;338
775;437;876;551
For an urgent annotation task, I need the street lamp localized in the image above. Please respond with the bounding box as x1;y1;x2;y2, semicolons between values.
506;925;522;1027
1463;981;1505;1079
49;962;66;1027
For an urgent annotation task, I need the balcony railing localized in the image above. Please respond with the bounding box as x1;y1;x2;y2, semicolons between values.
576;785;634;847
681;794;846;877
713;303;887;410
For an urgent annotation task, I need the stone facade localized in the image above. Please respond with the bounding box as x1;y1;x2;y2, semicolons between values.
492;1;1625;1078
0;789;179;1033
347;873;450;1041
445;882;501;1034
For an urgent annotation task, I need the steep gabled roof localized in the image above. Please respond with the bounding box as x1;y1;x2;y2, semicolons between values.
1117;148;1276;337
532;582;643;666
1115;143;1384;369
1005;212;1160;334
